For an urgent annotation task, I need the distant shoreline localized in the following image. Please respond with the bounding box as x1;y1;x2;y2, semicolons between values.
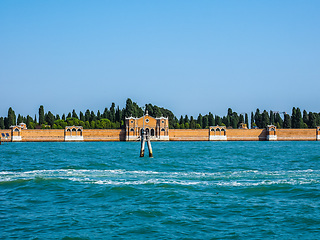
1;128;319;142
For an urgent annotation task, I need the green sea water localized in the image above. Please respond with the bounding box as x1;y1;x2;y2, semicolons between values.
1;141;320;239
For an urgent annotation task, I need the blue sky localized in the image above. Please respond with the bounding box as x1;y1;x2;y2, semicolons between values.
1;1;319;118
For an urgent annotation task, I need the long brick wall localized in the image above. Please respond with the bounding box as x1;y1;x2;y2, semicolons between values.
83;129;126;141
277;129;317;141
21;129;65;142
227;129;267;141
169;129;209;141
0;128;319;142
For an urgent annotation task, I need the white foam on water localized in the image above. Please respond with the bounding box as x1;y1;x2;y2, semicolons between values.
1;169;320;187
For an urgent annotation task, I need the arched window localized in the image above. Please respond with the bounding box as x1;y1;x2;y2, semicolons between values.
151;129;155;136
130;128;134;132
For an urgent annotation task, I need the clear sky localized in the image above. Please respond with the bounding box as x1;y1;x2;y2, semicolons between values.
1;1;319;118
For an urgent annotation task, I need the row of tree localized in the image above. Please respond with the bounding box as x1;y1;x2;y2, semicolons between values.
1;99;320;130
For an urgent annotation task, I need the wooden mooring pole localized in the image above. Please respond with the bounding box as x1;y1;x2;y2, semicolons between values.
140;129;153;158
140;129;146;157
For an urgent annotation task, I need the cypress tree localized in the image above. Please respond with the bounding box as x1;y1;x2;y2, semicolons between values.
222;116;228;127
294;108;303;128
125;98;134;117
179;115;184;125
145;104;154;116
202;115;209;129
261;110;270;128
17;114;23;124
308;112;316;128
4;117;9;129
184;115;190;125
239;114;244;124
215;115;222;126
47;111;55;127
0;117;4;129
291;107;297;128
55;114;60;120
7;107;16;127
39;105;44;125
275;113;283;128
303;110;309;127
72;109;78;119
283;114;291;128
197;114;203;128
231;113;239;129
254;109;262;128
90;111;96;122
270;111;274;125
115;106;122;123
102;107;109;119
110;103;116;122
226;115;231;127
251;112;254;129
190;116;196;129
80;112;85;122
97;110;101;120
245;113;249;128
85;110;90;122
208;112;214;126
26;115;33;129
316;113;320;126
34;115;37;124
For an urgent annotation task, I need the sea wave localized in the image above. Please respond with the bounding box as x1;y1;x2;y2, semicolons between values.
1;169;319;187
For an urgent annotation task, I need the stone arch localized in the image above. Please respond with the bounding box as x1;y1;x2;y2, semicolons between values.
66;128;71;136
221;128;226;136
77;128;82;136
72;128;77;136
14;128;21;136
